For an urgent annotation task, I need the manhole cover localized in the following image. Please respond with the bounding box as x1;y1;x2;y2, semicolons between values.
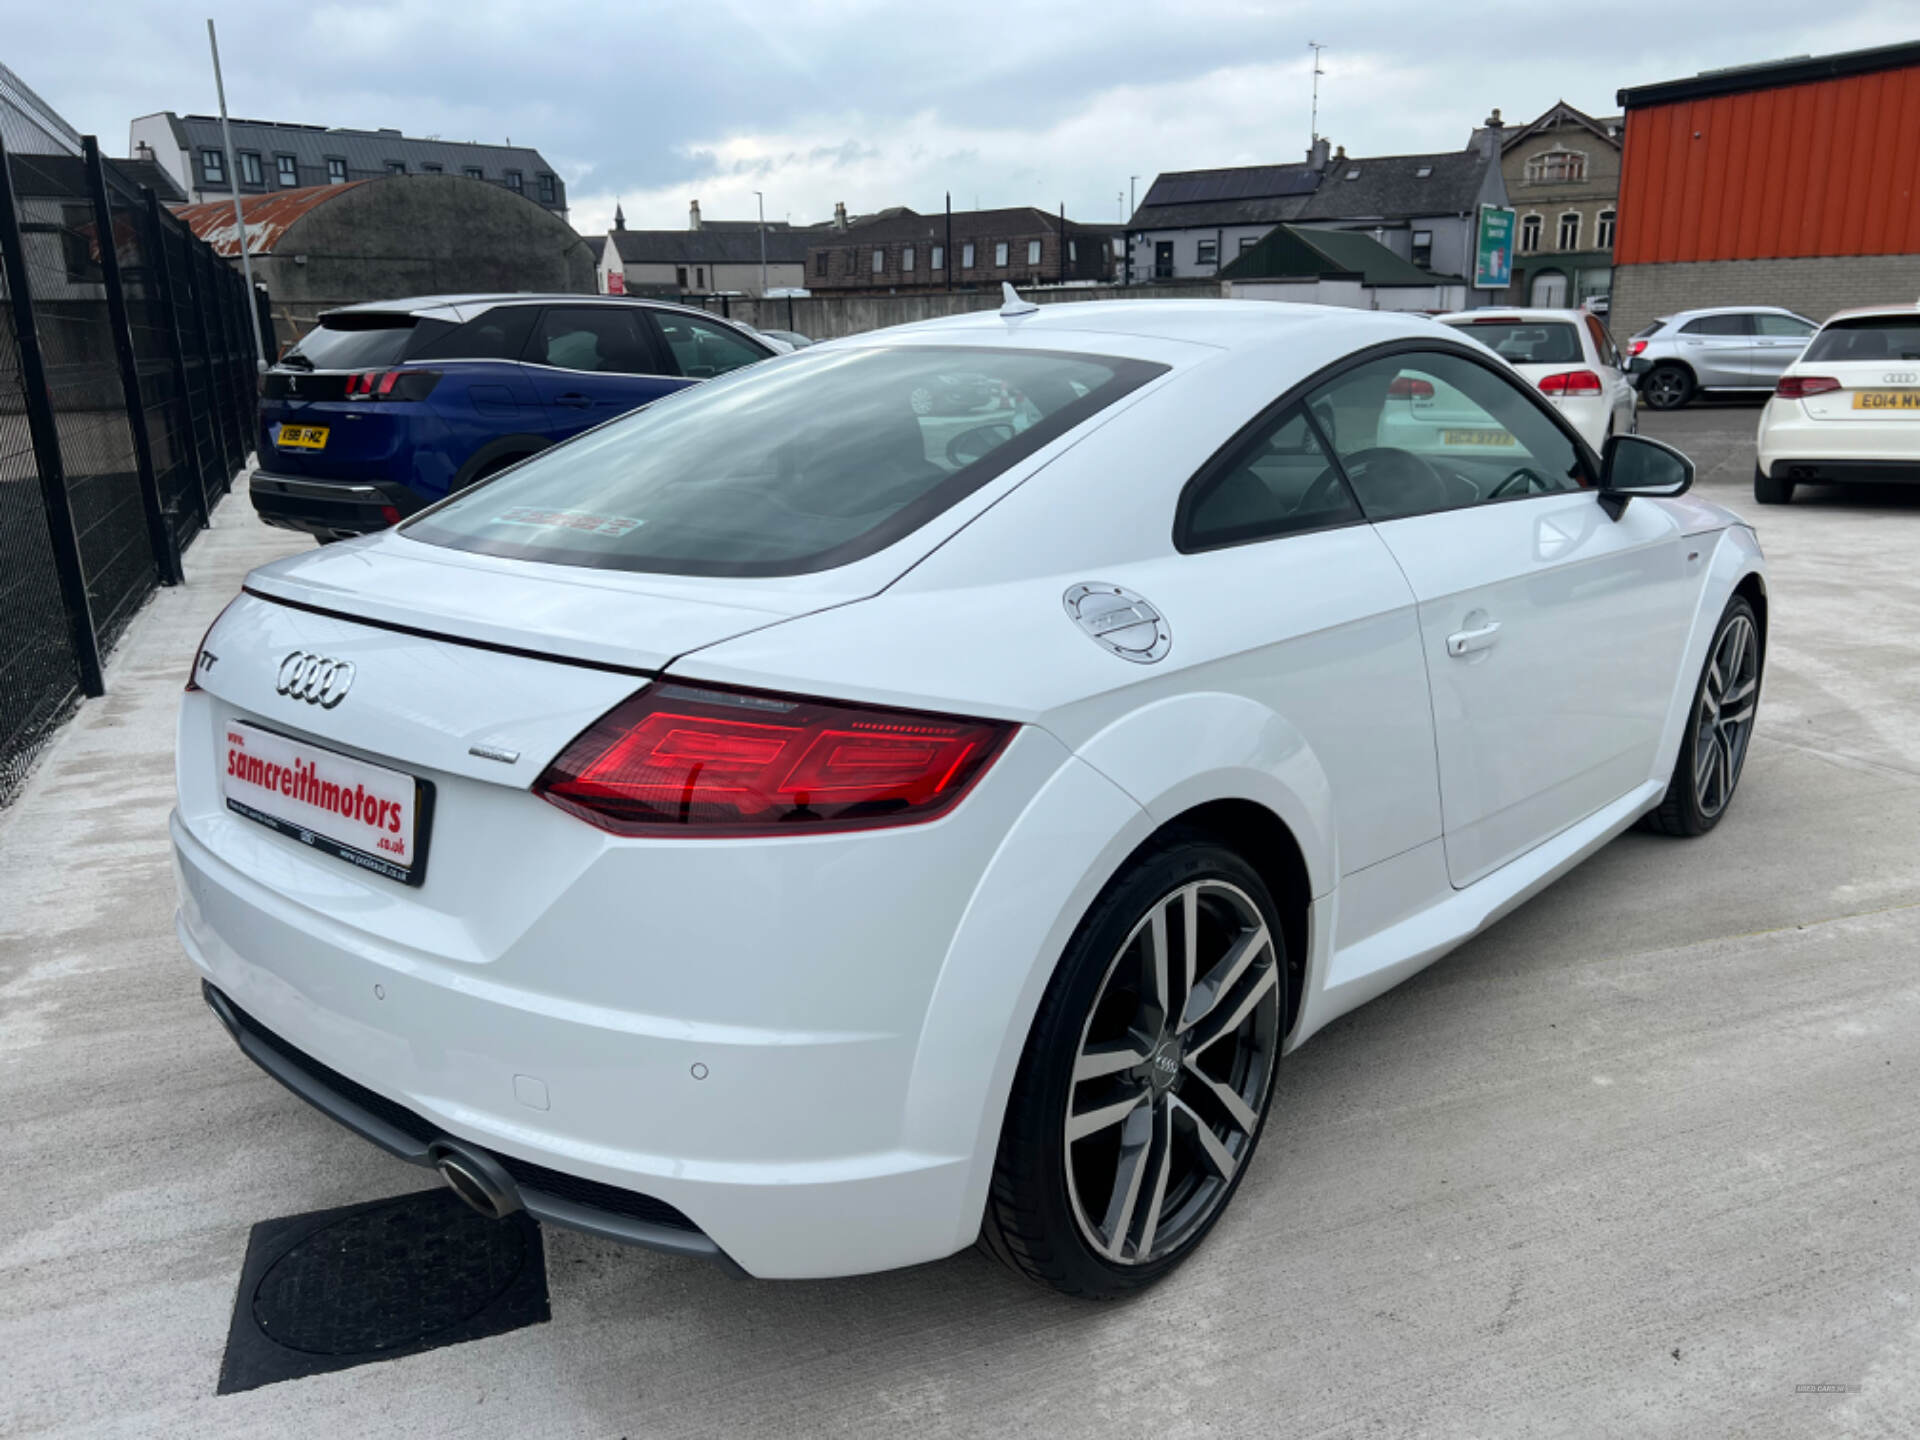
218;1188;549;1394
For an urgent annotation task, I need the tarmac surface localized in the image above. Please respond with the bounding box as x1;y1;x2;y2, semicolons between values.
3;402;1918;1438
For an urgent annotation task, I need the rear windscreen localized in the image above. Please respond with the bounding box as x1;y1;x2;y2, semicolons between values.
1450;321;1583;365
403;344;1165;576
282;316;418;371
1633;321;1666;339
1803;317;1920;363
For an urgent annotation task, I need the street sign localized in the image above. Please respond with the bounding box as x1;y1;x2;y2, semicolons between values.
1474;205;1515;290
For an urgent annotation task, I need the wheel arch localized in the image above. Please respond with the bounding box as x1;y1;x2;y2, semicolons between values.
451;432;549;492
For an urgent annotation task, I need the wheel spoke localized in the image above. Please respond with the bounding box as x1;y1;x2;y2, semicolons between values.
1178;923;1270;1034
1143;903;1170;1018
1074;1037;1152;1083
1180;1055;1260;1133
1187;964;1279;1056
1171;1095;1238;1181
1133;1100;1174;1259
1067;1086;1149;1142
1097;1103;1155;1256
1178;884;1199;1028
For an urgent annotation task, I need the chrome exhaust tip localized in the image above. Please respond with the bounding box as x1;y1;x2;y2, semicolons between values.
428;1141;522;1221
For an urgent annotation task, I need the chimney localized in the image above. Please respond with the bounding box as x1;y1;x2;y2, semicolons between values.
688;199;702;230
1307;136;1331;171
833;200;848;230
1333;145;1347;166
1481;108;1504;159
134;139;155;163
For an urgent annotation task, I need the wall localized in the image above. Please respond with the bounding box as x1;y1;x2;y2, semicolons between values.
1610;254;1920;341
1226;278;1469;311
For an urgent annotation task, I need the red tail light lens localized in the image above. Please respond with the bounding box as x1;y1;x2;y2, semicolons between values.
1775;375;1840;399
1538;369;1604;396
345;368;440;401
1628;339;1648;356
1387;376;1435;399
535;682;1014;835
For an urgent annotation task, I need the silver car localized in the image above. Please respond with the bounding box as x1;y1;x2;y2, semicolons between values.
1627;306;1818;409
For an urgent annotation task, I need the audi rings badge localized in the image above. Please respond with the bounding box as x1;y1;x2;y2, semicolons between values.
275;651;356;708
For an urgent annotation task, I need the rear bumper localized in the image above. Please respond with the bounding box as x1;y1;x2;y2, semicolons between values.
1760;458;1920;486
1757;404;1920;482
250;470;425;541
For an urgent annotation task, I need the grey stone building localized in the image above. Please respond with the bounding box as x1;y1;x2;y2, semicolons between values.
1482;102;1622;309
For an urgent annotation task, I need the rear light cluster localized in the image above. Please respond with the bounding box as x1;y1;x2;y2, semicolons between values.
343;369;441;401
534;682;1014;836
1387;376;1435;399
1538;369;1604;396
1629;339;1648;356
1775;375;1840;399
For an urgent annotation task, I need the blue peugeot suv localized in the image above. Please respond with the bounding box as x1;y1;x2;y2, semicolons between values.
250;294;778;540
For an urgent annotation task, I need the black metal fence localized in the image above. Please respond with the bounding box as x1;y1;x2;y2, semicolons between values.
0;131;265;804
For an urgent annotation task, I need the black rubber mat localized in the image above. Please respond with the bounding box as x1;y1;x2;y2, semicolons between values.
218;1188;549;1394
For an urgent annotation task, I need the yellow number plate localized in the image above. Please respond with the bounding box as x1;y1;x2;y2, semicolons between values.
1441;428;1517;446
277;424;330;449
1852;390;1920;411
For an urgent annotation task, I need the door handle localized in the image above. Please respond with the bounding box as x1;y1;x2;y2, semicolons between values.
1447;621;1501;657
553;393;593;408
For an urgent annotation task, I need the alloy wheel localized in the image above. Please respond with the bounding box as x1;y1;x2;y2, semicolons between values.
1064;879;1280;1265
1694;613;1758;818
1646;368;1689;409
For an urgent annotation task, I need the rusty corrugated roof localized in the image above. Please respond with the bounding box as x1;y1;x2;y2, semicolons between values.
173;180;367;256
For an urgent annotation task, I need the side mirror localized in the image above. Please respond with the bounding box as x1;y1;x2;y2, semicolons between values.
1599;433;1693;519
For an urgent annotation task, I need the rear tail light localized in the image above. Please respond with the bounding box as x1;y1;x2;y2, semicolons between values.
1629;339;1647;356
534;682;1015;836
344;368;441;401
1538;369;1604;396
1387;376;1435;399
1775;375;1840;399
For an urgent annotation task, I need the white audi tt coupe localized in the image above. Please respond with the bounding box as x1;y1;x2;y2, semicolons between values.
174;297;1767;1298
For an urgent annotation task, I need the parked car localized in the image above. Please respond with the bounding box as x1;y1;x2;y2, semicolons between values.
250;294;777;541
178;300;1766;1298
1627;306;1818;410
1436;308;1636;452
1753;302;1920;503
755;328;816;349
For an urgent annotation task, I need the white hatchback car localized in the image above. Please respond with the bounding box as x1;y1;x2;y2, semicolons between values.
1754;301;1920;503
1436;308;1636;451
175;299;1768;1297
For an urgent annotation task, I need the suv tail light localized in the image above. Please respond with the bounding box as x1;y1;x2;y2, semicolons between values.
1387;376;1435;399
1628;339;1647;356
1775;375;1840;399
1538;369;1604;396
344;368;441;401
535;682;1014;836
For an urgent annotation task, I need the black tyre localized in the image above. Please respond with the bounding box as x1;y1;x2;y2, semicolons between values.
1642;363;1695;410
1643;596;1761;837
981;830;1289;1298
1753;465;1795;505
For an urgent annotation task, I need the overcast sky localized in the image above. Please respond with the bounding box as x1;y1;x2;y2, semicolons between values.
8;0;1915;236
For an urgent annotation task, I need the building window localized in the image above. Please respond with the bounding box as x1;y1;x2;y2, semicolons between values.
931;245;944;270
962;242;974;269
506;170;523;193
275;154;297;187
422;162;443;174
1196;238;1218;265
995;241;1009;267
1068;239;1077;262
1113;237;1125;257
1415;165;1433;178
1597;208;1616;249
200;148;225;184
464;166;483;180
1525;148;1587;183
1027;239;1041;265
1411;229;1433;268
325;157;346;184
239;152;263;186
676;266;688;288
696;267;705;288
902;245;915;272
814;251;828;276
386;161;405;175
538;173;556;204
1239;235;1257;253
1558;211;1580;250
1520;213;1542;252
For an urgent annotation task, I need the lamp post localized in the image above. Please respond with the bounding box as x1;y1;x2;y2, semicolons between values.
207;18;265;372
754;189;767;297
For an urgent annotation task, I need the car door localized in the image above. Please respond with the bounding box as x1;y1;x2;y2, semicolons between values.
522;305;681;436
1750;313;1817;384
1676;313;1753;388
1306;347;1694;888
1583;313;1636;434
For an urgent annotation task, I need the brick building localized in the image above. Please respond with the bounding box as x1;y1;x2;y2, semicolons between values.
1610;41;1920;340
805;203;1120;292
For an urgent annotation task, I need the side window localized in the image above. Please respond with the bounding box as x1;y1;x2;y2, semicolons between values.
1584;315;1621;368
649;314;769;379
1680;314;1750;336
1304;351;1589;522
529;307;655;374
408;305;537;362
1179;405;1360;551
1754;314;1815;338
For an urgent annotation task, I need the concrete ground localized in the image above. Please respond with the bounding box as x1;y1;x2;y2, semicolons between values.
3;407;1918;1439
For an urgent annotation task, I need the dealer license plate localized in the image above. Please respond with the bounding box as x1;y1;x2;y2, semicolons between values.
277;424;330;449
1441;428;1518;446
1852;391;1920;411
220;719;430;885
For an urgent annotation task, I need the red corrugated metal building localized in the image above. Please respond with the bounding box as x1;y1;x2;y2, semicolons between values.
1610;41;1920;339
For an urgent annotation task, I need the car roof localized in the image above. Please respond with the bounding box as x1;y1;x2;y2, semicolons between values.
1663;305;1807;320
1434;309;1587;324
319;293;732;326
1817;300;1920;326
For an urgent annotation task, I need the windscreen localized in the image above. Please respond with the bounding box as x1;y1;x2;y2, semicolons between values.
282;315;418;371
1450;321;1583;365
403;344;1165;576
1802;316;1920;364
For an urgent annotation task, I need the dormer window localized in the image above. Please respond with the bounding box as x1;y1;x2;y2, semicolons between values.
1525;148;1587;183
1415;165;1433;178
1344;167;1361;180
